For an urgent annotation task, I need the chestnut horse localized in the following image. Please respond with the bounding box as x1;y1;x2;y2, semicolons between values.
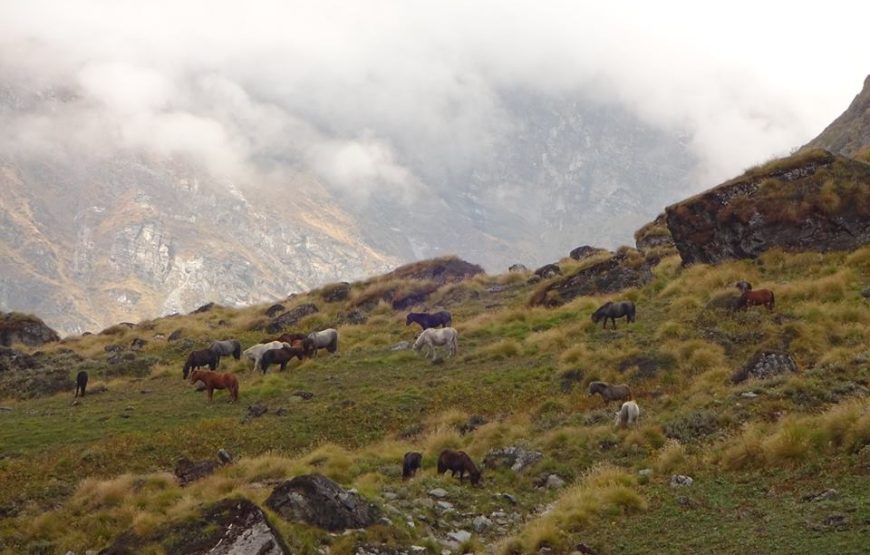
437;449;481;485
734;282;774;311
189;369;239;402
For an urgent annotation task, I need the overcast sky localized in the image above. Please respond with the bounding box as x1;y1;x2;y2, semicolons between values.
1;0;867;197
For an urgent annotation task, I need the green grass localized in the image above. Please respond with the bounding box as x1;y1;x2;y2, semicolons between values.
0;248;869;554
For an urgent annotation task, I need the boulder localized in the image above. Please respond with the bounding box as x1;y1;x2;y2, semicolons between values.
530;249;653;307
383;256;484;285
265;474;381;531
0;312;60;347
484;446;543;472
633;214;676;253
264;303;286;317
167;329;183;342
508;264;529;273
665;150;870;265
100;498;288;555
569;245;609;261
191;302;216;314
262;304;319;334
533;263;561;279
129;337;147;351
174;457;220;486
731;350;799;383
320;282;352;303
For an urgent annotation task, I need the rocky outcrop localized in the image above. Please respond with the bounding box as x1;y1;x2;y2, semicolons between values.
383;256;484;285
174;458;221;486
265;474;381;531
731;350;799;383
666;150;870;265
101;498;288;555
801;74;870;158
320;282;352;302
258;303;319;334
0;312;60;347
483;446;543;472
634;214;676;254
529;249;653;307
569;245;609;261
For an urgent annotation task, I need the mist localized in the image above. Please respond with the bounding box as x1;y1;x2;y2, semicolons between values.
1;0;867;210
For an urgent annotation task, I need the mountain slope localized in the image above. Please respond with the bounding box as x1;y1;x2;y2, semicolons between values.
802;74;870;157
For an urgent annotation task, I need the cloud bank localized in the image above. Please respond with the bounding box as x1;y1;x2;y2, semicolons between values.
1;0;867;199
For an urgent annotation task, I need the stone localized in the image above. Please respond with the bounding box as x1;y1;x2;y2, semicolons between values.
263;303;319;334
217;449;233;465
101;498;288;554
320;282;352;303
802;488;838;502
545;474;566;489
174;457;220;486
390;341;412;351
104;343;124;353
670;475;693;488
484;446;543;472
428;488;449;498
500;493;518;505
265;474;381;531
508;264;529;273
447;530;471;544
740;391;759;399
0;312;60;347
436;501;454;511
665;150;870;265
292;390;314;400
244;404;268;421
472;515;492;532
533;263;561;279
458;414;487;434
265;303;286;317
731;350;799;383
191;302;216;314
569;245;609;261
167;329;183;342
129;337;147;351
638;468;653;477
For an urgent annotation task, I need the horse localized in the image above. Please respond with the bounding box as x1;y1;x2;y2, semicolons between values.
735;280;753;293
183;349;219;379
402;452;423;480
189;369;239;402
615;400;641;428
734;285;775;312
243;341;289;370
413;327;458;360
259;346;306;373
74;370;88;398
591;301;636;329
275;333;315;357
275;333;307;344
406;311;452;330
307;329;338;357
209;339;241;367
437;449;481;485
588;381;633;404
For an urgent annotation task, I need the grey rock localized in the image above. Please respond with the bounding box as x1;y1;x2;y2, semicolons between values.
472;515;492;532
545;474;566;489
217;449;233;464
670;475;693;488
638;468;653;477
484;446;543;472
436;501;454;511
803;488;838;502
732;350;799;383
447;530;471;543
740;391;759;399
175;457;219;486
265;474;381;531
428;488;449;498
391;341;412;351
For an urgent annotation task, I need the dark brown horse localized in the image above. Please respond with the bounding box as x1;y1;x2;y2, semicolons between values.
189;369;239;402
402;451;423;480
259;346;306;373
734;282;775;312
591;301;636;329
437;449;481;485
74;370;88;397
406;311;452;330
183;349;219;378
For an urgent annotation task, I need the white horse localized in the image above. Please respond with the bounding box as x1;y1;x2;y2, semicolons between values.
243;341;290;370
307;328;338;357
615;400;640;428
413;327;458;360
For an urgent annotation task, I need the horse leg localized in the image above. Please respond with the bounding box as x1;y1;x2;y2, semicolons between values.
207;387;214;402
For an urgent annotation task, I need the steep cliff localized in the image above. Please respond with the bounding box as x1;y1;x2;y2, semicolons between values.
665;150;870;265
801;74;870;158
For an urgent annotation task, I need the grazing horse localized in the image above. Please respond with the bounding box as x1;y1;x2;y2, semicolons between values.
243;341;289;370
437;449;481;485
259;346;305;373
307;329;339;357
591;301;636;329
588;381;633;404
615;400;641;428
209;339;242;368
734;282;775;312
406;311;452;330
403;452;423;480
275;333;307;344
74;371;88;398
189;369;239;402
413;327;458;360
183;349;219;379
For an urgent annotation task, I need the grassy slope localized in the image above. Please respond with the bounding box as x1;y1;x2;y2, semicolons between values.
0;248;868;554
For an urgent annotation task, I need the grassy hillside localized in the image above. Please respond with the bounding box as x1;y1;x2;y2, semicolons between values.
0;249;868;554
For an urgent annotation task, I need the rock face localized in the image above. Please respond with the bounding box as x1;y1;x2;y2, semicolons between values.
483;446;543;472
260;303;319;334
665;150;870;265
634;214;676;254
731;350;799;383
174;457;220;486
0;312;60;346
265;474;381;531
383;256;484;285
101;498;288;555
530;249;653;306
801;74;870;158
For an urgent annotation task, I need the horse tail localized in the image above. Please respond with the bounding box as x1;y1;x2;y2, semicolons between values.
259;352;269;374
629;302;636;322
231;377;239;401
232;341;241;360
445;312;452;327
769;290;775;310
183;356;192;379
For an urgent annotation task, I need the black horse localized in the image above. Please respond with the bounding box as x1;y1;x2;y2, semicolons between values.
259;346;306;373
74;371;88;397
406;311;452;330
183;349;219;379
591;301;636;329
402;451;423;480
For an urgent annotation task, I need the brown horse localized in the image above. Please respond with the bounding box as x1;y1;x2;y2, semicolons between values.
189;369;239;402
735;286;775;311
183;349;219;379
437;449;482;485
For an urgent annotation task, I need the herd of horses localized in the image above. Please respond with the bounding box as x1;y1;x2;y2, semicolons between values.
69;279;775;487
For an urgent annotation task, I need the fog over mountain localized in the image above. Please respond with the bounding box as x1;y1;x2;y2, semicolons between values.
1;1;867;334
